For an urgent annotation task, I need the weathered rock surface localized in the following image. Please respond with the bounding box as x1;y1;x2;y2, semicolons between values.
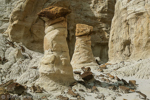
105;58;150;79
109;0;150;63
0;0;18;33
71;24;98;69
5;0;47;52
0;33;149;99
0;33;42;85
3;0;116;63
36;6;75;92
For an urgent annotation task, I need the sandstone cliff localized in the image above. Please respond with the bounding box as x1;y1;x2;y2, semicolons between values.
3;0;116;63
109;0;150;63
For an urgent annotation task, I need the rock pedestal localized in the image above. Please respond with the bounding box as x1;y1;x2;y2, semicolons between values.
71;24;98;69
36;6;74;92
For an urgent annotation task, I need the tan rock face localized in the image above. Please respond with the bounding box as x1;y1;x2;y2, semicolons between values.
109;0;150;63
5;0;47;53
71;24;98;69
37;7;74;92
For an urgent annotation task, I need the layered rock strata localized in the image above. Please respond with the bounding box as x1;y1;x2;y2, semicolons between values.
71;24;98;69
109;0;150;63
36;6;75;92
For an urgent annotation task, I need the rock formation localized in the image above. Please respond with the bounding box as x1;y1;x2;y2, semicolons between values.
109;0;150;63
71;24;98;69
36;6;75;92
0;0;150;99
0;33;41;85
3;0;116;63
4;0;48;53
68;0;116;63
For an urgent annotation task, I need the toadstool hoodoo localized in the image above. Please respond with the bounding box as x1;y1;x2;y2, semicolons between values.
71;24;98;69
36;6;75;92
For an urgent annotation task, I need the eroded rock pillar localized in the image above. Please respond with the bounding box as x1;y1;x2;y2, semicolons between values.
36;6;75;92
71;24;98;69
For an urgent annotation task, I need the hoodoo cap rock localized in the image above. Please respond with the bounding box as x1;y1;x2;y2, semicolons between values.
38;6;71;20
75;24;93;37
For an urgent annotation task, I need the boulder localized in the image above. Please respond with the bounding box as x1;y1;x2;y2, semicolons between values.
80;72;94;82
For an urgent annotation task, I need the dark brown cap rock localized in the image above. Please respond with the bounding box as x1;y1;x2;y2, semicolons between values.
38;6;71;20
75;24;93;36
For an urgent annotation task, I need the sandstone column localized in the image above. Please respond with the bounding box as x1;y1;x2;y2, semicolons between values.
71;24;98;69
36;6;75;92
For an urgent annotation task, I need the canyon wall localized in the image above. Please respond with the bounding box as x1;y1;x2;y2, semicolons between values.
109;0;150;63
2;0;116;63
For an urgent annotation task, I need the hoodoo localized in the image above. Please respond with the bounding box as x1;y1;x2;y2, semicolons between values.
71;24;98;69
36;6;75;92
